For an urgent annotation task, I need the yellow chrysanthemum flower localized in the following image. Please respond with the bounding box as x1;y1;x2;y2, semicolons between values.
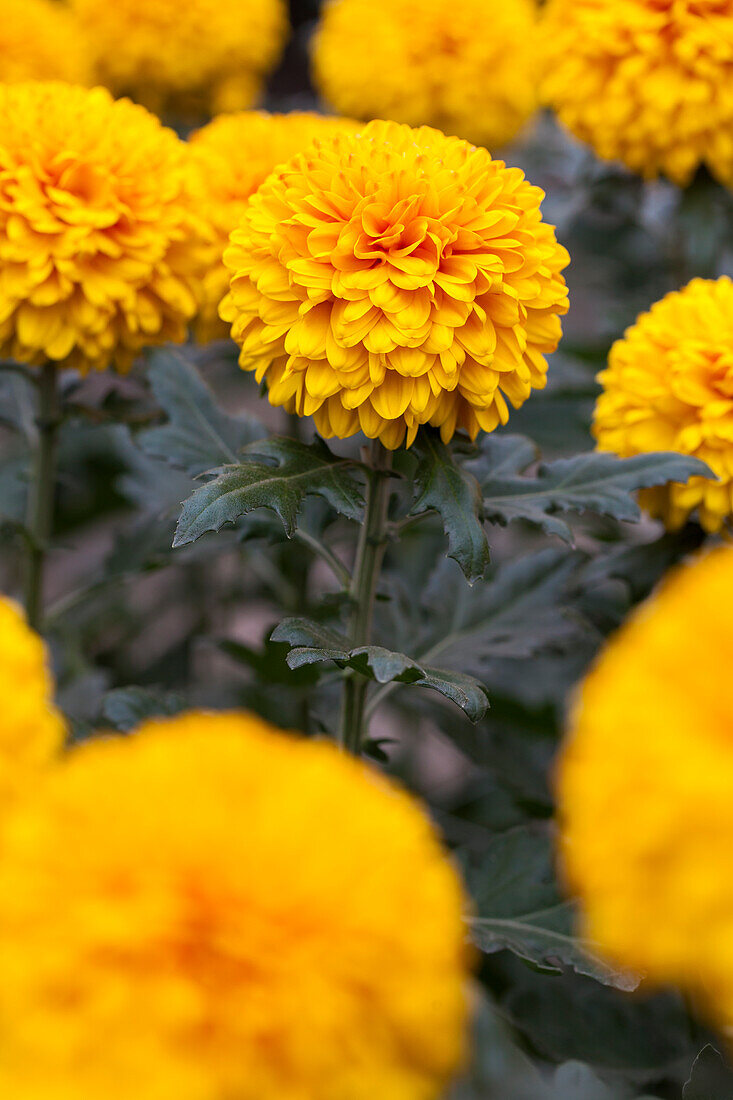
0;82;207;374
313;0;539;149
189;110;360;342
594;277;732;532
221;119;569;449
0;711;469;1100
0;597;64;808
558;547;733;1027
0;0;92;85
541;0;733;186
72;0;288;117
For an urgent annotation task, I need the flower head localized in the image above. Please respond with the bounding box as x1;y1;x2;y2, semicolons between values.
0;710;469;1100
541;0;733;185
0;82;207;374
0;597;64;808
558;547;733;1025
0;0;92;85
594;277;732;532
72;0;288;117
221;119;569;449
313;0;539;149
189;110;360;342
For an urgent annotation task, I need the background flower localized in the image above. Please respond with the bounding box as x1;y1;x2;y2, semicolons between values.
221;118;569;449
188;110;360;342
541;0;733;185
0;710;469;1100
557;547;733;1028
0;82;207;374
594;277;730;531
312;0;539;149
0;0;92;85
72;0;288;117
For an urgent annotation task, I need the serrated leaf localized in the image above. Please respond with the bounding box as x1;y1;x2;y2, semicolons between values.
410;432;490;583
139;349;263;476
173;437;364;547
475;447;714;540
684;1046;733;1100
467;826;639;991
101;686;186;731
270;617;351;652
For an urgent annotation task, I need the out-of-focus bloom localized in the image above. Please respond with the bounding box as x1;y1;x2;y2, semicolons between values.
189;110;360;342
541;0;733;186
313;0;539;149
558;547;733;1026
221;119;569;449
594;277;730;532
72;0;288;117
0;598;64;808
0;710;469;1100
0;0;92;85
0;82;207;374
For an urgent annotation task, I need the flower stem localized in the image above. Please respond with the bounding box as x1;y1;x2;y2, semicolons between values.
338;439;392;754
24;363;60;633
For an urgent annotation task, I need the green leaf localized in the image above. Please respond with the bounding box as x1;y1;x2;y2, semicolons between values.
684;1046;733;1100
101;686;186;731
473;443;714;540
139;349;264;475
467;826;639;991
410;432;490;584
173;436;364;547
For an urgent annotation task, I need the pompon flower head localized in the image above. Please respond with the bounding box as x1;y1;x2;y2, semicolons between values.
0;82;207;374
557;547;733;1026
221;119;569;449
72;0;288;117
541;0;733;186
189;110;360;342
0;0;92;85
594;277;733;532
312;0;539;149
0;711;470;1100
0;598;64;808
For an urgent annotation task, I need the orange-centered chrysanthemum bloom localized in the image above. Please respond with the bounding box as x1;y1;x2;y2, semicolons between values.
0;597;64;808
0;711;469;1100
0;0;92;85
594;278;731;532
558;547;733;1029
188;110;360;342
71;0;288;117
221;119;569;449
542;0;733;186
0;83;207;374
313;0;539;149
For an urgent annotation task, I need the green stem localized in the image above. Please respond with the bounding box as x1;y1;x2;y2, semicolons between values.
24;363;60;633
338;439;392;754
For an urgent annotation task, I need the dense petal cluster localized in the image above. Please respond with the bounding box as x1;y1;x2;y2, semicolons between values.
0;711;470;1100
313;0;539;149
0;0;92;85
0;597;64;808
594;277;731;532
0;83;207;374
221;119;569;448
541;0;733;185
558;548;733;1026
72;0;288;117
188;110;360;341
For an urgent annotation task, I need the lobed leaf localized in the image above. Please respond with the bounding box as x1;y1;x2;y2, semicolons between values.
683;1046;733;1100
101;686;186;731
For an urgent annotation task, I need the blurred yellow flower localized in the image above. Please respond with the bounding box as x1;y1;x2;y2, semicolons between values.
0;710;469;1100
541;0;733;185
313;0;539;149
0;0;92;85
72;0;288;117
0;597;64;808
594;277;730;532
221;118;569;449
189;110;360;342
0;82;207;374
558;547;733;1027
